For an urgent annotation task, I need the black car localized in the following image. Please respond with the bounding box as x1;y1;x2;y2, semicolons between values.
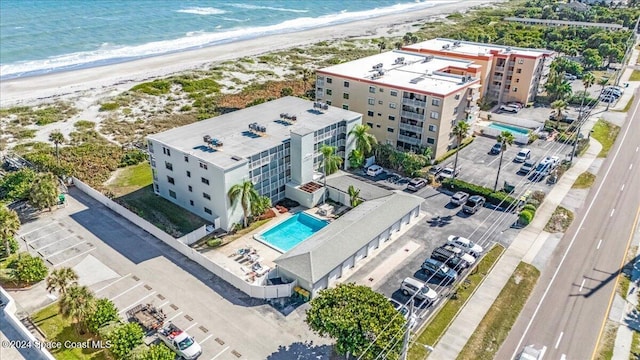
431;247;469;270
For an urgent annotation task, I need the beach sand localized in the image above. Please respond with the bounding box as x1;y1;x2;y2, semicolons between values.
0;0;505;108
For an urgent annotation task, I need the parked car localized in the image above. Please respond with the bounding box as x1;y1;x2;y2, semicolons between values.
564;73;577;81
438;167;459;180
407;178;428;191
421;259;458;282
427;165;443;177
600;95;616;103
366;164;384;177
400;277;438;304
463;195;486;214
601;90;621;98
431;245;476;270
507;102;524;110
450;191;469;206
514;148;531;163
388;298;417;328
548;113;577;124
499;104;520;113
519;159;536;174
440;244;476;265
447;235;483;256
604;87;623;97
490;143;503;155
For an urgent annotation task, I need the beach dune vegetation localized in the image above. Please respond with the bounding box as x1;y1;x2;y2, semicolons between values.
130;80;171;95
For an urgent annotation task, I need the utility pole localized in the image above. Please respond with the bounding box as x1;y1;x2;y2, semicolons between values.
400;302;414;360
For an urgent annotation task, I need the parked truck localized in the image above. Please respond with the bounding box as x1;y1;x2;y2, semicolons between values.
157;322;202;360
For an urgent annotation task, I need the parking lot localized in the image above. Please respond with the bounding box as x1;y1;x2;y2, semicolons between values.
21;222;96;267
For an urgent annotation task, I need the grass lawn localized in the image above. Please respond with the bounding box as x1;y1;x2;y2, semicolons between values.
629;70;640;81
457;262;540;360
544;206;574;233
631;329;640;359
594;321;617;360
591;120;620;158
106;163;152;195
408;244;505;360
615;95;635;113
572;172;596;189
32;303;109;360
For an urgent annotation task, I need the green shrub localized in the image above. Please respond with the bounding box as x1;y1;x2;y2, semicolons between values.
107;322;144;359
519;210;534;225
180;105;192;112
441;179;518;208
119;150;147;167
87;298;119;333
522;204;537;214
0;168;37;202
0;238;19;258
206;238;222;248
8;253;48;284
131;80;171;96
99;102;120;112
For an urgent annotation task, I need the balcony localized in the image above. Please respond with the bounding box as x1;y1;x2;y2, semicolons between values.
400;110;425;121
467;93;480;101
493;74;503;81
399;122;424;133
397;134;422;145
402;97;427;107
495;66;505;72
465;106;480;114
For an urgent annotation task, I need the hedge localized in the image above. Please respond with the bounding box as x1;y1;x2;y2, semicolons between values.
519;210;534;225
441;179;518;208
522;204;537;215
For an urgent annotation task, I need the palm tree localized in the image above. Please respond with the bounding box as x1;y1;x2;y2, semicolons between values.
228;180;260;228
349;124;377;157
29;172;59;211
48;130;65;166
579;72;596;117
451;121;470;180
551;100;568;128
59;285;95;334
320;144;343;204
493;131;515;191
46;267;78;296
347;185;362;208
598;77;610;94
378;40;387;53
0;207;20;257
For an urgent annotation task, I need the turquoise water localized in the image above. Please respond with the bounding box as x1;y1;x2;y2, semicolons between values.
488;122;530;135
0;0;440;79
258;212;328;252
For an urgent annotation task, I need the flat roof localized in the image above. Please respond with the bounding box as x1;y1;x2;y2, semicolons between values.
404;38;554;58
147;97;361;169
504;17;626;29
326;172;392;201
318;50;480;96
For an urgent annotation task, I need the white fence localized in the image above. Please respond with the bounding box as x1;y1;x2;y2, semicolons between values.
71;178;294;299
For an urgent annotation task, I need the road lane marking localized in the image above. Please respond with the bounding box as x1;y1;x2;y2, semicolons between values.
561;354;567;360
118;291;157;314
597;239;603;249
166;311;183;322
109;282;144;301
199;334;213;345
631;164;634;170
210;346;230;360
611;209;616;217
184;322;198;331
636;146;639;152
580;279;586;292
621;184;625;191
555;331;564;349
95;274;131;293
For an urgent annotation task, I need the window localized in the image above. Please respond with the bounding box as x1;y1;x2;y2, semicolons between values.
316;88;323;96
515;78;520;83
453;107;458;115
427;138;436;144
189;200;194;206
430;111;439;119
388;115;396;121
326;89;332;95
199;162;208;170
366;122;374;128
204;207;212;215
165;162;173;171
367;111;374;117
369;86;376;93
343;81;349;88
326;100;332;105
432;98;441;106
376;124;381;128
188;185;193;192
368;98;375;105
184;155;189;162
518;58;524;64
148;142;154;153
342;104;349;110
513;87;518;92
326;77;332;84
390;90;398;96
387;127;394;133
203;192;211;200
428;124;437;132
343;93;349;100
186;170;191;177
154;184;159;192
379;88;384;93
455;93;461;100
169;190;176;199
378;100;383;105
516;68;522;74
201;177;210;185
162;147;171;156
167;176;175;185
389;102;397;109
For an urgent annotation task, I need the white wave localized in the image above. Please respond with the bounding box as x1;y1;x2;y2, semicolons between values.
230;3;309;13
221;17;249;22
176;7;226;15
1;1;446;78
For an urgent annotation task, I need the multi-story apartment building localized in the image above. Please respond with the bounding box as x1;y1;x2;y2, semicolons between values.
147;97;361;231
402;38;555;105
315;50;482;157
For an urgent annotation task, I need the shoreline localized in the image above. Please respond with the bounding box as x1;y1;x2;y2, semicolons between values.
0;0;505;107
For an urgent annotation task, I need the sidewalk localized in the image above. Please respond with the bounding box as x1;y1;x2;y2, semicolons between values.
427;138;602;360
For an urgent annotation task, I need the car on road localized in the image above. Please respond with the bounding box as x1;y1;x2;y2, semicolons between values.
400;277;438;305
407;178;428;191
490;142;503;155
447;235;483;256
450;191;469;206
514;148;531;163
499;104;520;113
421;259;458;283
388;298;417;328
519;159;536;174
427;165;443;177
366;164;384;177
438;167;459;180
463;195;485;214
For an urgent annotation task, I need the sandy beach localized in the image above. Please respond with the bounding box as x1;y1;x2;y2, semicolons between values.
0;0;505;108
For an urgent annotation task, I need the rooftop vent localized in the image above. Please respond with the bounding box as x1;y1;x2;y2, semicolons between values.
279;113;297;123
442;44;450;49
249;122;267;133
393;57;405;65
409;77;424;84
372;63;383;70
422;55;434;63
313;102;329;111
506;47;512;52
203;135;223;148
453;41;461;47
231;155;243;162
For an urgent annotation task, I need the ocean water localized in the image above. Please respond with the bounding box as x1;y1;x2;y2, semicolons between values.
0;0;443;80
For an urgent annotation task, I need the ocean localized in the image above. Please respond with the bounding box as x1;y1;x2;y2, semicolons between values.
0;0;443;80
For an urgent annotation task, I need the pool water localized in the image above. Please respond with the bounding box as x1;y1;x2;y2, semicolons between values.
488;122;530;135
257;212;329;252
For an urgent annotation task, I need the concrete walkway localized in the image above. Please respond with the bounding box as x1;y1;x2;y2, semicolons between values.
427;138;602;360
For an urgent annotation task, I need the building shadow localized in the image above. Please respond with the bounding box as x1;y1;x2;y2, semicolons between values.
266;341;336;360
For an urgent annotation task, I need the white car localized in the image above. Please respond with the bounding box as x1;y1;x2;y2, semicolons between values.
366;164;384;177
438;167;459;180
388;298;417;328
447;235;483;256
499;104;519;113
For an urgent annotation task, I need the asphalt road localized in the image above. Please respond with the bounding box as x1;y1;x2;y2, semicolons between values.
498;89;640;359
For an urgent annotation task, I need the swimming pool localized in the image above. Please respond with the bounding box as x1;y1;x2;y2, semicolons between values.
255;212;329;252
488;122;530;136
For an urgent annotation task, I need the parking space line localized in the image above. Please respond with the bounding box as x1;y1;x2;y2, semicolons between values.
95;274;131;293
109;282;144;301
118;292;158;314
157;301;170;309
32;234;78;251
199;334;213;345
42;240;86;257
184;322;198;331
53;247;95;266
210;346;230;360
19;222;57;237
25;229;66;243
166;311;183;322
